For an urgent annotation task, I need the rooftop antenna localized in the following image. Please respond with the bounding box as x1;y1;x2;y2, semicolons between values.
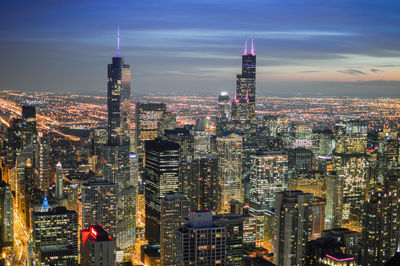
251;38;255;55
243;38;248;55
117;26;120;57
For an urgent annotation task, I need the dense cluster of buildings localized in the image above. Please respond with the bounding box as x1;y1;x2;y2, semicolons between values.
0;37;399;266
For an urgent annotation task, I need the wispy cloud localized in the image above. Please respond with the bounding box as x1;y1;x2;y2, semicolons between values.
370;68;382;73
338;69;367;75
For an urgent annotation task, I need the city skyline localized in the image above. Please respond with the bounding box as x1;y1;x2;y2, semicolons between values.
1;1;400;97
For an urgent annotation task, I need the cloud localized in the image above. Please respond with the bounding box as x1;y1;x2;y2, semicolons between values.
338;69;367;75
298;70;320;73
370;68;382;73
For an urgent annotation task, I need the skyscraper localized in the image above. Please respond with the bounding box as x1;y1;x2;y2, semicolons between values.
275;190;313;265
37;131;50;191
33;206;78;265
0;181;13;246
55;162;64;200
21;105;37;147
231;39;256;134
102;28;134;254
144;138;180;244
135;103;166;158
217;132;243;212
360;191;400;265
249;150;289;211
160;192;189;265
216;92;231;137
81;180;117;237
176;211;226;265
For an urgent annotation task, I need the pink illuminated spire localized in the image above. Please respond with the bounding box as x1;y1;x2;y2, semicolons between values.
243;38;248;55
117;26;120;57
251;38;255;55
234;90;239;103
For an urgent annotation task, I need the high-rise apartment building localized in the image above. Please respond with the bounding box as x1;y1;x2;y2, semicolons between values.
0;181;13;246
216;92;231;137
249;150;288;211
37;131;50;191
55;161;64;200
160;192;189;265
176;211;226;265
360;191;400;265
275;190;313;265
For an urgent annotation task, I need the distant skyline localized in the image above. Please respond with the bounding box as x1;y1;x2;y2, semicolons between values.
1;0;400;97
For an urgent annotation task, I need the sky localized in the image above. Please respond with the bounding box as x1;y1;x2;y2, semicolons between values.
1;0;400;97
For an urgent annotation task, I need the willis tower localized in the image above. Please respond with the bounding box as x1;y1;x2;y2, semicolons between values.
102;27;136;255
231;38;256;134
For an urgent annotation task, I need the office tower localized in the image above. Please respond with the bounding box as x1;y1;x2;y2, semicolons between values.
312;197;326;239
164;127;194;193
0;181;13;246
315;129;333;156
37;131;50;191
22;158;34;229
193;129;211;160
288;147;313;171
33;207;78;265
144;138;180;244
176;211;226;265
360;191;400;265
322;228;360;257
275;190;313;266
216;92;231;137
325;171;344;229
249;150;288;211
231;39;256;134
198;158;220;212
135;103;166;157
81;225;115;266
157;111;177;137
160;192;189;265
305;237;343;265
55;162;64;200
81;180;117;237
217;132;243;212
21;105;37;146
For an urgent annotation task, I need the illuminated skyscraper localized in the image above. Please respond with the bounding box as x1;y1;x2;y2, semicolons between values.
275;190;313;266
81;180;117;237
37;131;50;191
360;191;400;265
160;192;189;265
55;162;64;200
216;92;231;137
0;181;13;246
33;207;78;265
21;105;37;147
217;132;243;212
325;171;344;229
231;39;256;134
102;28;134;254
176;211;226;265
249;150;289;211
144;138;180;244
135;103;166;158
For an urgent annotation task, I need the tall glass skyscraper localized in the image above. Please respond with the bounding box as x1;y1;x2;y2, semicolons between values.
102;28;135;255
231;38;256;134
